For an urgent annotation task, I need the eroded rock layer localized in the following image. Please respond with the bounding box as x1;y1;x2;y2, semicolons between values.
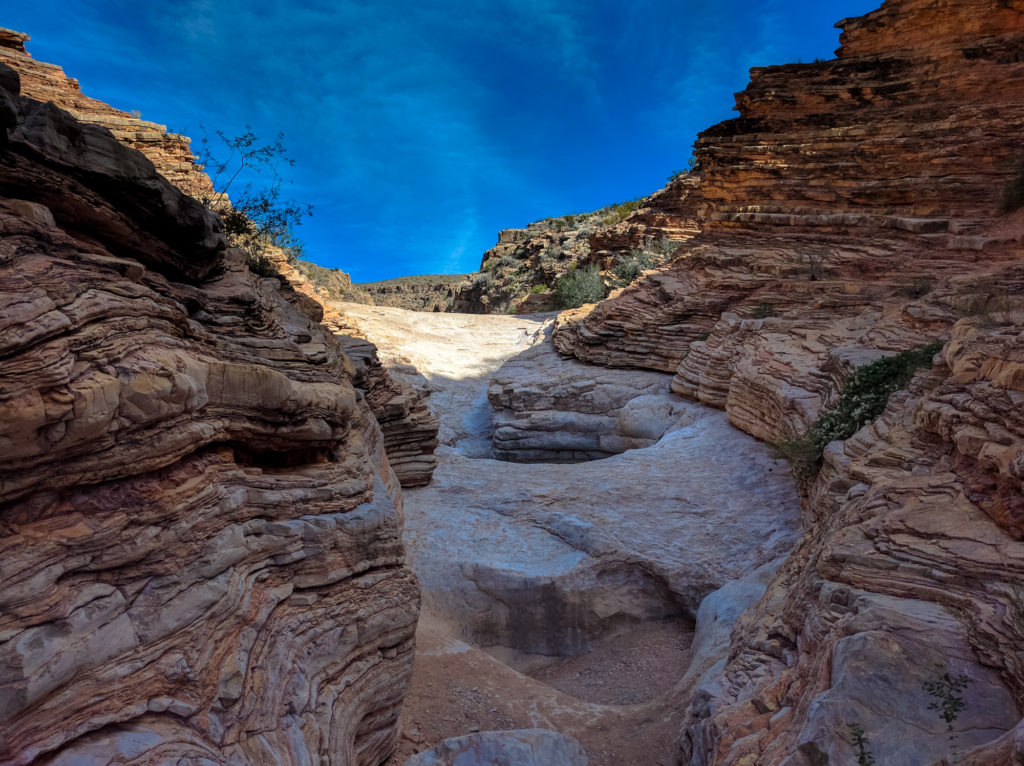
488;335;692;462
0;28;213;197
551;0;1024;763
0;28;439;490
682;311;1024;766
554;0;1024;444
0;65;417;765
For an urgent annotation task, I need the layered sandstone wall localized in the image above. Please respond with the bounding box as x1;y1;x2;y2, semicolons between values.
0;28;439;490
554;0;1024;444
551;0;1024;763
682;306;1024;766
0;61;417;766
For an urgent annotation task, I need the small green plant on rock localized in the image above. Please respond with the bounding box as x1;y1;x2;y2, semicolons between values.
774;342;943;486
612;249;656;284
650;236;679;258
473;271;495;289
923;662;971;760
923;664;971;731
1007;579;1024;636
846;723;876;766
600;197;642;226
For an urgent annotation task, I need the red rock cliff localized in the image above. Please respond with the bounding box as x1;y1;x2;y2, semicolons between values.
553;0;1024;763
0;52;417;766
0;28;439;490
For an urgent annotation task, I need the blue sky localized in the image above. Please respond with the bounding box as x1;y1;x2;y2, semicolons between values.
6;1;880;282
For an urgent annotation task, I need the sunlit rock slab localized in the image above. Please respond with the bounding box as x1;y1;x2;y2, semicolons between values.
404;398;799;655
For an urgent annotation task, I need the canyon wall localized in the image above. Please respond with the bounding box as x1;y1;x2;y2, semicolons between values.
552;0;1024;763
322;179;701;317
451;187;700;316
555;0;1024;444
0;28;438;491
0;49;418;766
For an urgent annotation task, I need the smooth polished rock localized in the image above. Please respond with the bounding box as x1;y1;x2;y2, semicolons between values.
404;729;588;766
335;303;801;657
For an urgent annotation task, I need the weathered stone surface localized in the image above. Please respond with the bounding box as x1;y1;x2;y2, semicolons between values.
0;32;440;491
0;62;417;765
292;258;373;305
680;319;1024;765
339;334;439;487
331;303;551;458
403;729;588;766
489;332;692;461
547;2;1024;763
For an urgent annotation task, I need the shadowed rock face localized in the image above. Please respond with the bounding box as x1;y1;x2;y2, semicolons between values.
548;0;1024;762
0;65;418;766
403;729;588;766
0;28;439;491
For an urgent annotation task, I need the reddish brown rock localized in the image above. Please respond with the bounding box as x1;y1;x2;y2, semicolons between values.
0;64;417;766
0;28;214;197
681;314;1024;765
549;1;1024;763
554;0;1024;446
0;28;439;490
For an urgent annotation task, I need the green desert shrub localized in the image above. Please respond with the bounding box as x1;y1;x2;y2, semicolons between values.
600;198;642;226
473;271;495;289
554;265;606;309
612;249;656;284
650;236;679;258
846;723;875;766
187;126;312;277
923;664;970;731
776;341;943;485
